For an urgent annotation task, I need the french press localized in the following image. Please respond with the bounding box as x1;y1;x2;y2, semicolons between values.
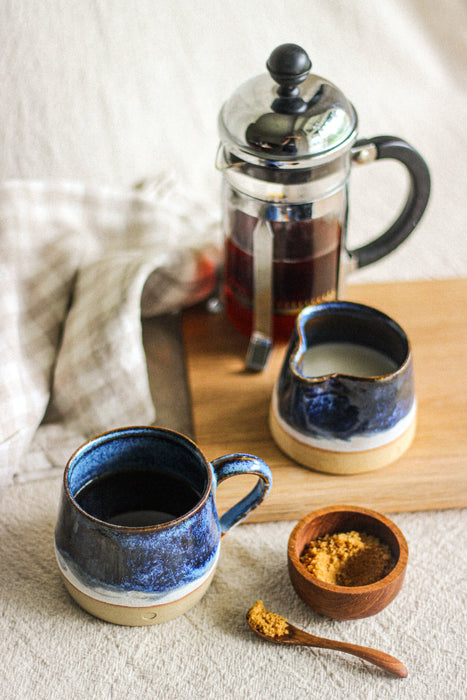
217;43;430;370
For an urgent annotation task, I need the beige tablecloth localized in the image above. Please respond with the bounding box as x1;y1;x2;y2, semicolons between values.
0;1;466;699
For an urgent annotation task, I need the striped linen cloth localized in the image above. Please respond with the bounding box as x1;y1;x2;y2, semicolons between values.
0;177;220;485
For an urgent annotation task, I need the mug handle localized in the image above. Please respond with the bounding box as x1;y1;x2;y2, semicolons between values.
211;454;272;535
349;136;431;268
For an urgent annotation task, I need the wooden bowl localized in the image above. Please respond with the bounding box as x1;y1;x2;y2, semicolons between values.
288;505;408;620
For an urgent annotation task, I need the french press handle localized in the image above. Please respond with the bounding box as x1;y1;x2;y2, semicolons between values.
350;136;431;268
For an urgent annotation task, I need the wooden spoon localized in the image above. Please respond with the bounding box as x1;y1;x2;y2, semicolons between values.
246;603;408;678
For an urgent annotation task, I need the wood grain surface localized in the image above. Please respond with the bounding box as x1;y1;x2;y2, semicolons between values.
182;279;467;522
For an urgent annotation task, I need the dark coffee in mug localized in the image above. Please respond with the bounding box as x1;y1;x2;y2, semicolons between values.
55;426;272;625
75;468;202;527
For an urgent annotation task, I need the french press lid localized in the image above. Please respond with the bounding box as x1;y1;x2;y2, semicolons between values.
218;43;358;168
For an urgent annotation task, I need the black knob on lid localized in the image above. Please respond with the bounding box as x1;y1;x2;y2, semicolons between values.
267;43;312;114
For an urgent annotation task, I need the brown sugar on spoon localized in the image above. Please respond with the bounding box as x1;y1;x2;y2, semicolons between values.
247;600;289;637
300;531;395;586
246;600;408;677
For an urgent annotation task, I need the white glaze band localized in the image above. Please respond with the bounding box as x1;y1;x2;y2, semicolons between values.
272;389;417;453
55;546;220;608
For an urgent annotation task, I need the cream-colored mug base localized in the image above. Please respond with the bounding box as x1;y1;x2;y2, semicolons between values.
60;569;216;626
269;406;416;475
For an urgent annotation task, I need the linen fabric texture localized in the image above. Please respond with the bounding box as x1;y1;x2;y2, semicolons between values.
0;177;220;485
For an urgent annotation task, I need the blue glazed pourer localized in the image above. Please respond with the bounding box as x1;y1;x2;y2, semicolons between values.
269;302;416;474
55;426;272;625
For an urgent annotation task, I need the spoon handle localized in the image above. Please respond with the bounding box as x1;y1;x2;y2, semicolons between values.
298;632;408;678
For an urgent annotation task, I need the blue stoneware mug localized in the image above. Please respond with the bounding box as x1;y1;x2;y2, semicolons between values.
270;302;416;475
55;426;272;625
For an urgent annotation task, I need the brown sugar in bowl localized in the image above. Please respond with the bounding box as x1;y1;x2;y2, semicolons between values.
287;505;408;620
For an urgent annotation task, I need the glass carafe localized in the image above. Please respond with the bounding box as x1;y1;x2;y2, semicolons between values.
217;44;430;369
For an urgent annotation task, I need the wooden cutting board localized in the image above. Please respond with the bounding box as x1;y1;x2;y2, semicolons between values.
182;279;467;522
